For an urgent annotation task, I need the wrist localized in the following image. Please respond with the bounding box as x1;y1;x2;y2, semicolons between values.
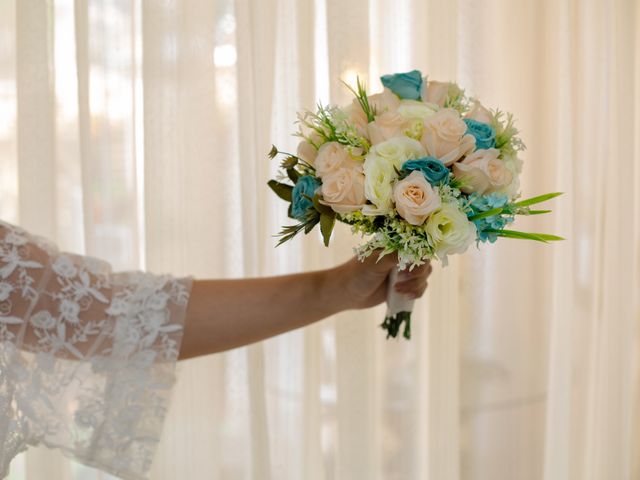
316;265;352;316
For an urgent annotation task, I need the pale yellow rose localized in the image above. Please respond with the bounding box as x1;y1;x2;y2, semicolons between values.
500;152;523;198
367;111;408;145
421;108;476;165
362;137;426;215
397;99;439;121
425;203;476;261
362;153;397;216
320;161;366;214
452;148;514;195
422;81;462;107
315;142;351;178
368;136;426;170
393;170;441;225
465;101;494;124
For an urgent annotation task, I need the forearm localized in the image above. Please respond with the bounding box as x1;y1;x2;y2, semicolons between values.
179;267;347;359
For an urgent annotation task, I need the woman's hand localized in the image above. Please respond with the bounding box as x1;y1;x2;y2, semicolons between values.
329;253;433;310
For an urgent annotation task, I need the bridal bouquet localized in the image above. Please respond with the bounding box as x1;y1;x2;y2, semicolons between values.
268;70;562;339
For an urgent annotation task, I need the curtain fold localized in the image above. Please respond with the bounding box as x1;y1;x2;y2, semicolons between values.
0;0;638;479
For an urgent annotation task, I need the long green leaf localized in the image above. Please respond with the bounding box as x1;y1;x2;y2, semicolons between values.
516;209;552;216
513;192;563;208
468;207;504;221
320;212;336;246
268;180;293;202
486;229;564;243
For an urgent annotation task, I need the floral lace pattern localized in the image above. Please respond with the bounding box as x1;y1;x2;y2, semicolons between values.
0;220;192;479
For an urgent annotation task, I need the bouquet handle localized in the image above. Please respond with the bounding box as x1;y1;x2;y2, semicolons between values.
381;266;415;339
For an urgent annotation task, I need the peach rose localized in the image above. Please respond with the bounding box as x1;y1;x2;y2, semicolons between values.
452;148;513;195
297;139;318;165
320;161;366;214
393;170;442;225
422;81;461;107
465;101;494;124
367;111;407;145
420;108;476;165
315;142;351;178
344;102;369;136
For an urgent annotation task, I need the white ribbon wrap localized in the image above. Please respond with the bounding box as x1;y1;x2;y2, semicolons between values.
385;266;415;317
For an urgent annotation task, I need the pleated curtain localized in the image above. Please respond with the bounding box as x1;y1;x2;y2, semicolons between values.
0;0;638;479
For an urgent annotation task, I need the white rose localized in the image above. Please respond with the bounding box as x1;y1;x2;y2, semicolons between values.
393;171;442;225
426;203;476;260
320;161;366;214
367;111;407;145
315;142;351;178
421;108;476;165
465;101;494;124
452;148;513;195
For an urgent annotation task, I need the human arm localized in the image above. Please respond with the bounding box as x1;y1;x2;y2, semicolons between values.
179;254;432;359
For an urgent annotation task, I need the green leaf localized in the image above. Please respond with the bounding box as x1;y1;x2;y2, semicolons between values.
268;145;278;159
287;168;300;183
304;215;320;234
267;180;293;202
312;194;334;216
513;192;563;208
320;212;336;246
485;229;565;243
468;207;504;221
520;209;552;215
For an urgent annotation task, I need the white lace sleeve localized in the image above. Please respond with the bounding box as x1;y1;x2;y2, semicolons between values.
0;220;192;480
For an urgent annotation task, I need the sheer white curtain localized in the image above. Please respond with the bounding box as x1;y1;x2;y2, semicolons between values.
0;0;638;479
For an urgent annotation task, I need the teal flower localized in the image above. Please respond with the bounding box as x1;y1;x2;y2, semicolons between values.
468;193;513;243
380;70;423;101
464;118;496;150
402;157;450;186
291;176;321;220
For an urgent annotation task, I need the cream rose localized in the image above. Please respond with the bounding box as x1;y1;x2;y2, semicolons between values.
465;101;494;124
315;142;351;178
420;108;476;165
320;161;366;214
368;111;407;145
393;170;441;225
452;148;513;195
425;203;476;260
422;81;462;107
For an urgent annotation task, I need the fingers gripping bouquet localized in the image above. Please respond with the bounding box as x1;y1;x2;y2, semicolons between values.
268;70;562;340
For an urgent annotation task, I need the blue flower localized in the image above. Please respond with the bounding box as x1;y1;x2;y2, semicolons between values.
468;193;513;243
380;70;423;100
464;118;496;150
402;157;450;186
291;176;321;221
